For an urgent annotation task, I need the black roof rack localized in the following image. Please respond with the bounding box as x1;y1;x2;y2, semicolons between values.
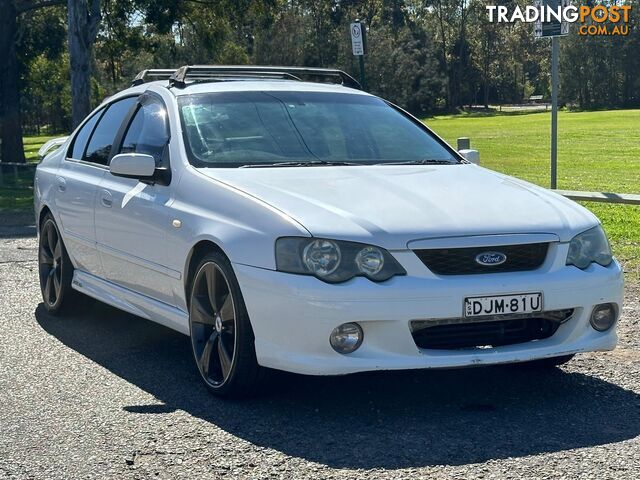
131;69;177;86
167;65;362;90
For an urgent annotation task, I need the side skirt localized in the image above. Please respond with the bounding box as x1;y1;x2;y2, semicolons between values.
71;270;190;335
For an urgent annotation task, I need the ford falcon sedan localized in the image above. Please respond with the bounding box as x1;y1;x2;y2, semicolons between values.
34;66;623;396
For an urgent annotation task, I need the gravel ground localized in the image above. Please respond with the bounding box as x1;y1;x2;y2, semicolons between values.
1;235;639;480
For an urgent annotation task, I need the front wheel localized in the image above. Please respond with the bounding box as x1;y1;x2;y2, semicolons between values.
188;252;267;397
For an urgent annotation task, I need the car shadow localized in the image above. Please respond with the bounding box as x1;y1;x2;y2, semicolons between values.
36;302;640;469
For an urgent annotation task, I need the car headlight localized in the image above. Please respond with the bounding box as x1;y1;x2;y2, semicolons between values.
275;237;406;283
566;225;613;269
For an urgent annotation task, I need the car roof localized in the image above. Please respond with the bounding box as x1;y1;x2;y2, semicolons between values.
173;80;370;96
105;79;371;105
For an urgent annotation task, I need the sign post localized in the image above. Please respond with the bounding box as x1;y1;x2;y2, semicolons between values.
534;0;568;189
350;21;367;90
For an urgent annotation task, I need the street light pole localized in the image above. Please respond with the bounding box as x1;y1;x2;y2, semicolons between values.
550;36;559;189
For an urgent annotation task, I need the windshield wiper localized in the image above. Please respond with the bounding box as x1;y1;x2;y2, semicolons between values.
240;160;363;168
374;159;456;166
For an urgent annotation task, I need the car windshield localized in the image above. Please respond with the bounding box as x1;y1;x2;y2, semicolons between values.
178;91;458;168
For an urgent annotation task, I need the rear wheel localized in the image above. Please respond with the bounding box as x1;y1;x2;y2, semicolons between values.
38;214;78;315
188;252;266;397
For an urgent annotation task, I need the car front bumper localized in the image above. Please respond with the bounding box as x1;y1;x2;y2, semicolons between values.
234;249;624;376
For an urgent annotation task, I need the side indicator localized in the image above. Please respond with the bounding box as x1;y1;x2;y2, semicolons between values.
172;219;182;228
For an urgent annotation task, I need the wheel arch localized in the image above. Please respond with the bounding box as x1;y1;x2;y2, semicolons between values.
37;205;53;233
184;239;229;307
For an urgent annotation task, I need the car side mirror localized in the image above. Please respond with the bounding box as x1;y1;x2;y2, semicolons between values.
458;149;480;165
109;153;156;179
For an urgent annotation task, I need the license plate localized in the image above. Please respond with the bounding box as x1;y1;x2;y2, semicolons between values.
464;293;542;317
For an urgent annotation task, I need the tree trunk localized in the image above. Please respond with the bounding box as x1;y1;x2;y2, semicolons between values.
0;0;26;164
67;0;101;129
435;2;450;110
483;81;489;109
483;39;490;109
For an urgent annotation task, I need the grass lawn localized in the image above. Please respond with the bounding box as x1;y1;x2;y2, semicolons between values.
424;109;640;278
0;135;56;213
24;135;57;163
0;186;34;211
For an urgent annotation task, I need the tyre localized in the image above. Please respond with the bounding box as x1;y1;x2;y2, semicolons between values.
38;213;80;315
188;252;267;397
522;354;575;369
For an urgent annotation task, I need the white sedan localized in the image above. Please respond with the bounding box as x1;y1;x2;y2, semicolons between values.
34;66;623;397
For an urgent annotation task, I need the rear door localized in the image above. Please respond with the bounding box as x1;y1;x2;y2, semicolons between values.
55;96;137;275
95;93;176;304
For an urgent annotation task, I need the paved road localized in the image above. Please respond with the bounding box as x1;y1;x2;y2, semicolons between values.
1;235;639;479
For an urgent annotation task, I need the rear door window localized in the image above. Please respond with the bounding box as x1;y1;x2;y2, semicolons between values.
68;109;103;160
84;96;137;165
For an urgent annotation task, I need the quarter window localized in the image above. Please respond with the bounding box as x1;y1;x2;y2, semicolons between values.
120;98;170;165
84;96;137;165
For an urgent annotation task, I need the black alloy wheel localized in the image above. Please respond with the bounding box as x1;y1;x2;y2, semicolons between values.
38;214;79;315
188;252;266;397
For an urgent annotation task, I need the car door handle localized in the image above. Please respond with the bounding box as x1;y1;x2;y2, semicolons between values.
56;177;66;192
100;189;113;208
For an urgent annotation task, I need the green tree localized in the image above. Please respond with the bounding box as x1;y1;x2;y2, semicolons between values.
1;0;66;163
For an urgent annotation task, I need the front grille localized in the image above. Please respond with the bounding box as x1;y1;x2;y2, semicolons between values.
410;309;573;350
414;243;549;275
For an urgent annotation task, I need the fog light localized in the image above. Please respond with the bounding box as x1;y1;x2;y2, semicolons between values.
590;303;617;331
330;323;363;354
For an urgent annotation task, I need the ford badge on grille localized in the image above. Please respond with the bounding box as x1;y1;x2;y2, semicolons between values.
475;252;507;266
